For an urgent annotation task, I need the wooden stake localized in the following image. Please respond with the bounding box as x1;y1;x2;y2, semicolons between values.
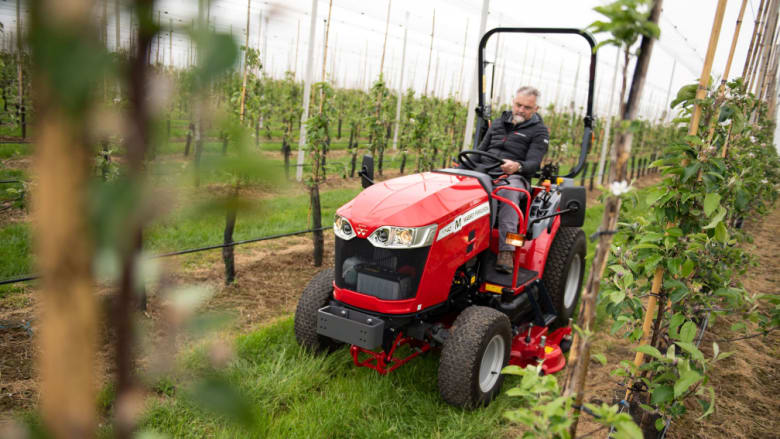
756;1;779;102
379;0;392;77
239;0;251;122
169;18;173;69
295;19;300;79
423;9;435;96
748;0;773;91
624;266;664;400
742;0;766;79
392;11;410;151
155;10;160;65
296;0;320;181
457;18;469;101
689;0;729;137
115;0;121;51
706;0;748;144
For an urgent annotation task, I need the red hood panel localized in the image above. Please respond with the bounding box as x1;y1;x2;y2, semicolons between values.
338;172;489;237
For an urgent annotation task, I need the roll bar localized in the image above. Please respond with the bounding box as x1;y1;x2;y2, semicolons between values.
474;28;597;179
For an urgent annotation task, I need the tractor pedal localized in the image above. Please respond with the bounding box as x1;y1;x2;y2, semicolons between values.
542;313;557;327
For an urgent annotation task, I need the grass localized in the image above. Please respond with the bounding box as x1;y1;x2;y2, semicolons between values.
145;187;362;253
0;223;32;278
0;142;29;159
140;318;518;438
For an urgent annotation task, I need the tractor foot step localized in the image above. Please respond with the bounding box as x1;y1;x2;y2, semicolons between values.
543;313;556;326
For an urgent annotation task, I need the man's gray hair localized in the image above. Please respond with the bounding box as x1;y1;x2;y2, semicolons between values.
515;86;541;102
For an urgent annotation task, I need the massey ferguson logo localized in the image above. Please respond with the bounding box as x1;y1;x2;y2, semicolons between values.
437;202;490;241
355;224;370;238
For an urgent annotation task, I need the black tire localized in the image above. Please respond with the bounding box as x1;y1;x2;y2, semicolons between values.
294;268;342;353
542;227;586;327
438;306;512;408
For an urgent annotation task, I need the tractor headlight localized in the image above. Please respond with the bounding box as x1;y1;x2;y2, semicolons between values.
334;215;356;240
368;224;438;249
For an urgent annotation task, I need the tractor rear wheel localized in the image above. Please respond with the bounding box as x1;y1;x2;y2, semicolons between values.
294;268;342;353
438;306;511;408
542;227;586;327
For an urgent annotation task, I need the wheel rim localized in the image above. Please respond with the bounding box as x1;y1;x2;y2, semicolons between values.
478;334;506;393
563;254;582;309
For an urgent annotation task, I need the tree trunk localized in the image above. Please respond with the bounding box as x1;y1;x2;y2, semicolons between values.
310;184;323;266
223;187;238;284
255;114;260;147
562;1;663;436
283;138;291;179
194;120;203;187
337;117;342;139
184;122;193;156
400;151;407;174
101;139;111;181
34;42;98;439
221;134;228;155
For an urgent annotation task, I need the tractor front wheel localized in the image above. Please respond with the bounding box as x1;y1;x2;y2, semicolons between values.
542;227;586;327
294;268;342;353
438;306;512;408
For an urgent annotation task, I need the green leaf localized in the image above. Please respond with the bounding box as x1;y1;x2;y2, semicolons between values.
655;417;666;431
634;344;663;360
697;386;716;419
703;193;721;217
676;341;705;363
714;221;729;242
592;353;607;365
669;314;685;338
674;369;702;398
651;385;674;405
681;258;695;278
683;162;701;182
679;321;697;343
613;420;644;439
645;187;665;205
703;207;726;229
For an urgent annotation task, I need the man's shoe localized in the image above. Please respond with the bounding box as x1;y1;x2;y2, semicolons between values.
496;251;514;274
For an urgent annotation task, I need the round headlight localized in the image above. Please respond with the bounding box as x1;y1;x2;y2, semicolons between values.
341;221;352;235
377;228;389;242
397;229;413;246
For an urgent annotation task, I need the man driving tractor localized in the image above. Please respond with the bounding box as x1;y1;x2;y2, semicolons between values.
476;86;550;274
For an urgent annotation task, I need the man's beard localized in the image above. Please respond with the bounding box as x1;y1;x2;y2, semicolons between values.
512;113;526;124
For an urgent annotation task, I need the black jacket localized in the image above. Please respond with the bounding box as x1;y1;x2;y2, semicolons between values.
476;110;549;177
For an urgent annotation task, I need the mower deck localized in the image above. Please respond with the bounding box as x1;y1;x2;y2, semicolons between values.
347;323;571;376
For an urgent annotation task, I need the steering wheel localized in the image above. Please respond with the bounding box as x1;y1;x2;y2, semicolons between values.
458;150;505;175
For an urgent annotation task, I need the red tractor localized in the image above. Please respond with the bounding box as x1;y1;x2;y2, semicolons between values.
294;28;597;408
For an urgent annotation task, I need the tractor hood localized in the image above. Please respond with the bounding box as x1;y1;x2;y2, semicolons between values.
337;171;490;239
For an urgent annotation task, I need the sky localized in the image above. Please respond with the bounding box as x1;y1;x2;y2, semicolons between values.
0;0;773;126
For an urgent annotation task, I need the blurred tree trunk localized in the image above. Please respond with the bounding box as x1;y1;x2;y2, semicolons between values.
31;0;97;437
223;186;238;284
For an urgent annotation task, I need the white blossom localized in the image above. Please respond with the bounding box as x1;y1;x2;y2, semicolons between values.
719;119;732;127
761;179;768;184
750;136;757;143
610;180;631;196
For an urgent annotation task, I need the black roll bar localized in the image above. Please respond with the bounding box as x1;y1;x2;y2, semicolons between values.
475;28;597;179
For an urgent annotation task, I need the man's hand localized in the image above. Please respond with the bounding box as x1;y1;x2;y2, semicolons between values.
501;159;522;175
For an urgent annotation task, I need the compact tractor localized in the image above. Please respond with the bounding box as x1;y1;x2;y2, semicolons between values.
294;28;597;408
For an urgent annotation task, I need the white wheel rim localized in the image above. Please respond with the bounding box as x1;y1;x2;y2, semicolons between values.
564;254;582;309
478;334;506;393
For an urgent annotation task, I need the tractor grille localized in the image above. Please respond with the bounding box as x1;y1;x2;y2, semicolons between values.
334;237;430;301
